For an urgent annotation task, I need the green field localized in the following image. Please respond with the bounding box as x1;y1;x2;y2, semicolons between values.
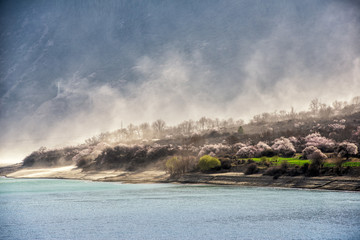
239;156;311;166
239;156;360;167
323;162;360;168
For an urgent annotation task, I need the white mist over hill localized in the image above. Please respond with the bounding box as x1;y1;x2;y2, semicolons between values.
1;0;360;164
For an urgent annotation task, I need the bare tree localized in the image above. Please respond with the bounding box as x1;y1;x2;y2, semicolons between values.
152;119;166;138
289;107;297;120
332;100;343;114
198;117;207;132
279;110;287;120
236;119;245;126
319;103;333;119
215;118;221;130
220;119;229;132
140;122;152;139
351;96;360;105
341;104;356;116
127;124;137;140
178;120;194;136
205;118;215;130
309;98;320;116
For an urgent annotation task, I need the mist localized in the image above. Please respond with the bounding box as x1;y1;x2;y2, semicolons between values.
1;0;360;164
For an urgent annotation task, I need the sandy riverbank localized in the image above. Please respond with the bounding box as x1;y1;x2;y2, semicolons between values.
3;165;169;183
2;165;360;191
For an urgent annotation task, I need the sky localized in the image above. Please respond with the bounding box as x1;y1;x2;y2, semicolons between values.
1;0;360;164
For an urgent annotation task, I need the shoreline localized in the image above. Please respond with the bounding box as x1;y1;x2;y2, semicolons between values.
1;165;360;191
168;173;360;191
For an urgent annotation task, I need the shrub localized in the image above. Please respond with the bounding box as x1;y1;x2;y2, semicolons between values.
263;160;289;178
198;144;231;157
255;141;274;157
304;133;336;152
76;155;94;168
233;142;247;151
147;144;176;161
302;146;327;163
76;159;88;168
288;136;298;146
247;159;255;164
333;158;345;175
271;137;296;157
337;141;358;159
287;167;301;176
300;163;309;174
280;160;289;170
307;163;320;176
207;130;220;138
328;123;346;131
260;156;269;166
236;146;257;158
198;155;221;172
23;148;76;167
220;158;232;169
94;144;177;170
307;151;326;177
166;156;197;176
308;149;327;162
226;135;239;145
263;166;285;178
302;146;319;159
245;163;259;175
166;157;184;176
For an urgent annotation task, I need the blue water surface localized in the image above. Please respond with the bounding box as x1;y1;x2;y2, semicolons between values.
0;178;359;240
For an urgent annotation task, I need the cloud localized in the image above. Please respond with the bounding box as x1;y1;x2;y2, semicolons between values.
1;0;360;164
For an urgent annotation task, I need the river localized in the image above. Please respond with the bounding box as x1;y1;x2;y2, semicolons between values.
0;178;359;239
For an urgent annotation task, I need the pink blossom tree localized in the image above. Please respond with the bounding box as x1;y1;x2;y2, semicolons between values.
271;137;296;157
337;141;358;160
304;133;336;152
198;144;231;157
236;146;257;158
255;141;273;157
302;146;319;160
308;149;327;161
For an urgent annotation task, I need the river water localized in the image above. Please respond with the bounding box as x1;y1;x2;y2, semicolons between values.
0;178;359;240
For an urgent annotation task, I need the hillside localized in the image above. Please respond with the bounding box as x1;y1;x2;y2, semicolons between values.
3;108;354;179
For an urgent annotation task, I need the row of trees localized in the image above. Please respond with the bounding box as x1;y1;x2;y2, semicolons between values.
196;133;358;160
85;117;245;144
83;96;360;145
250;96;360;124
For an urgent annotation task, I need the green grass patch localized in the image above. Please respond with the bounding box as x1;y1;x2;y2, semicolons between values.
323;163;335;168
285;159;311;166
239;156;360;168
239;156;310;166
343;162;360;167
324;162;360;168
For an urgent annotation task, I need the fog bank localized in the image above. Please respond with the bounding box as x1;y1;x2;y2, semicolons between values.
1;0;360;164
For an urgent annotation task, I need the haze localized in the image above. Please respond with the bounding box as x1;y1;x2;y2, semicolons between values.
1;0;360;164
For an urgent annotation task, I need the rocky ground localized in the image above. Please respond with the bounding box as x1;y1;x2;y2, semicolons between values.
2;165;360;191
171;172;360;191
